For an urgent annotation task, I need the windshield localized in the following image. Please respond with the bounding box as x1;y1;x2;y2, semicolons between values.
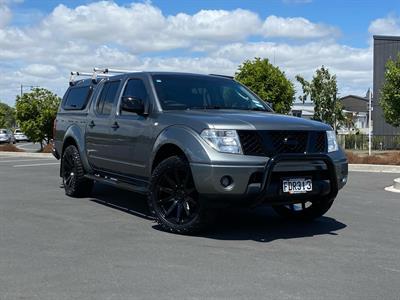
152;74;271;111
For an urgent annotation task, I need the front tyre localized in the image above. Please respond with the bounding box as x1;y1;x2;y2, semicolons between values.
272;196;335;221
148;156;209;234
61;145;93;197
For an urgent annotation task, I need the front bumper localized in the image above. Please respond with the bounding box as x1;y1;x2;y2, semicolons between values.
190;153;348;204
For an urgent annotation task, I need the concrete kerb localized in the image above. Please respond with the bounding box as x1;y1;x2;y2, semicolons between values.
0;151;53;158
349;164;400;174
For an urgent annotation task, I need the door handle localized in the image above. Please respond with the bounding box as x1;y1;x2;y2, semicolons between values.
111;122;119;129
89;120;96;128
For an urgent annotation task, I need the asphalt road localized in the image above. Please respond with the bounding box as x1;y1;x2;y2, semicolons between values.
0;154;399;300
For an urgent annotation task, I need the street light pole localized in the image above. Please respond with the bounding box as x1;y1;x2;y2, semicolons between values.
368;88;372;156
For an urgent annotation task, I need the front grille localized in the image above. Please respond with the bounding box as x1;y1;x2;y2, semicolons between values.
314;131;327;153
238;130;327;156
237;131;265;156
268;131;308;154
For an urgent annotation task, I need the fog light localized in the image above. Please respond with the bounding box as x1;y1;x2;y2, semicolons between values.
220;176;233;188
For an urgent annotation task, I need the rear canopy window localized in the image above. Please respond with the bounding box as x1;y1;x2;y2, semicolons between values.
63;86;91;110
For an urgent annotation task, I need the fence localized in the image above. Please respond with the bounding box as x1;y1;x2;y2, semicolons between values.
337;134;400;151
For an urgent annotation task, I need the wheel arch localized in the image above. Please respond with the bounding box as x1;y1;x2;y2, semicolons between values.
60;124;92;176
149;126;212;173
151;143;187;172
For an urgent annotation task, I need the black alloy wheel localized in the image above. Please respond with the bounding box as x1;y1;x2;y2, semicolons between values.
148;156;208;234
61;145;93;197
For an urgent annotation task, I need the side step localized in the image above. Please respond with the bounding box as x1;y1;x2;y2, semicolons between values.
84;174;148;194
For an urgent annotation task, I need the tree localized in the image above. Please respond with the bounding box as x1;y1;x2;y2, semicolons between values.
235;57;295;114
0;102;16;128
296;66;344;129
380;54;400;127
15;88;61;150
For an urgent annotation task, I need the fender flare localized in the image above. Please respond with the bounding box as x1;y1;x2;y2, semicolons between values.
150;125;212;171
62;124;93;174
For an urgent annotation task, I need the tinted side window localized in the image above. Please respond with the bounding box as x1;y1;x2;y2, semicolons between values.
64;86;91;110
121;79;148;116
123;79;148;100
96;81;120;115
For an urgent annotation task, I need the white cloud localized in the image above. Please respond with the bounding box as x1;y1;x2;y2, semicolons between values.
368;15;400;36
21;64;59;77
211;41;372;90
35;2;261;53
0;3;11;28
0;1;373;106
262;15;339;39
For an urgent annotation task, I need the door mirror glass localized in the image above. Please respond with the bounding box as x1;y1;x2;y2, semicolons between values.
120;96;145;114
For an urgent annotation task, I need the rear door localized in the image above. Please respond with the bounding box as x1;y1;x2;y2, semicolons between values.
106;77;153;178
86;80;121;171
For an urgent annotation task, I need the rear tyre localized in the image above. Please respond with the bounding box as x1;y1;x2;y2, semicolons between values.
272;196;335;221
148;156;210;234
61;145;93;197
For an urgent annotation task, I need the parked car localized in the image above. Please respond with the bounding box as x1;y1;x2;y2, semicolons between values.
0;129;10;144
14;129;29;142
53;69;348;234
0;129;16;144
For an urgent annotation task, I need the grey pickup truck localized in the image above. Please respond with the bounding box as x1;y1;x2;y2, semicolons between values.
53;68;348;234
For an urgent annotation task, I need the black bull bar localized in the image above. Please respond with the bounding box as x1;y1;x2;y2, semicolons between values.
252;153;339;207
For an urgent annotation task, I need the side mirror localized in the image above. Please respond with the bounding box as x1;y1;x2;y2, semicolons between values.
120;96;145;115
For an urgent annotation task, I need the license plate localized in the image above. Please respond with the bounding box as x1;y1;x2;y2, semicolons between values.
282;177;312;194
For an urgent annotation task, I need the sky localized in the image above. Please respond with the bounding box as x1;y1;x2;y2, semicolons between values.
0;0;400;106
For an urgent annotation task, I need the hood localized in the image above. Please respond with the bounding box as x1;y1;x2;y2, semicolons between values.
161;110;331;132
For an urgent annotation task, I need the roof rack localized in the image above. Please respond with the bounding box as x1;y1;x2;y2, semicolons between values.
93;67;141;74
69;67;142;86
91;67;142;84
69;71;110;86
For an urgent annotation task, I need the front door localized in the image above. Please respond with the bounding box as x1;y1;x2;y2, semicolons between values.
107;78;153;178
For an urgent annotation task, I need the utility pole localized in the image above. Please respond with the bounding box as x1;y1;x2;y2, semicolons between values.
20;84;39;97
333;95;337;133
368;88;373;156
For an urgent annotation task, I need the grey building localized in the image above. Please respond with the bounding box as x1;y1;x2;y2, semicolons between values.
339;93;370;134
373;35;400;135
340;94;369;114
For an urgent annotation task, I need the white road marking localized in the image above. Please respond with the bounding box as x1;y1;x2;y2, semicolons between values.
13;162;59;167
0;158;55;163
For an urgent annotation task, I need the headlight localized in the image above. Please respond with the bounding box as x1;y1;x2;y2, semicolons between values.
327;130;338;152
200;129;242;154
